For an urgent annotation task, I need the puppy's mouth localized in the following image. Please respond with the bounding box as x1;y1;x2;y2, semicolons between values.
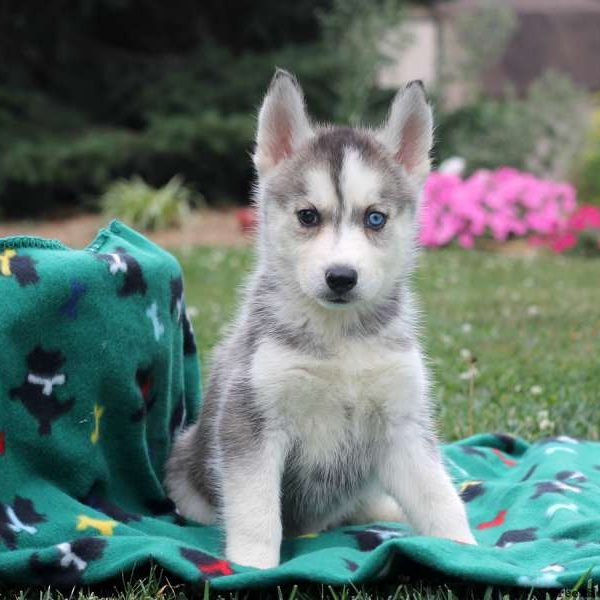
317;293;356;308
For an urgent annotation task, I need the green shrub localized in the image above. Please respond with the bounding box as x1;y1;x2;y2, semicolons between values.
0;87;87;146
100;175;199;231
0;128;148;217
433;2;589;179
318;0;406;123
575;105;600;206
0;1;406;217
435;71;590;179
442;1;517;103
434;92;531;171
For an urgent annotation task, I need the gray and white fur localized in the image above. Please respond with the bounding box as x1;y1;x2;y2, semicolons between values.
165;70;476;569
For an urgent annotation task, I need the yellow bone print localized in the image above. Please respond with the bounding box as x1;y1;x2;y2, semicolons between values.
0;249;16;276
76;515;118;536
91;404;105;444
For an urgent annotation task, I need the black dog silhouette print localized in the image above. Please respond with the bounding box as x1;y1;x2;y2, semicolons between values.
10;346;75;435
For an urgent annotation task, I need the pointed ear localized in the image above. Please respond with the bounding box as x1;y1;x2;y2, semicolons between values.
377;81;433;185
253;69;313;177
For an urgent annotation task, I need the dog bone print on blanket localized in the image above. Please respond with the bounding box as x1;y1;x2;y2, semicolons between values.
0;222;599;589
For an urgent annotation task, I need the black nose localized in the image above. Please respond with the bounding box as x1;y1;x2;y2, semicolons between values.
325;266;358;294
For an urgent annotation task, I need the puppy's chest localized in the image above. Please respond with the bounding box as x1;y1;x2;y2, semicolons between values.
251;338;420;449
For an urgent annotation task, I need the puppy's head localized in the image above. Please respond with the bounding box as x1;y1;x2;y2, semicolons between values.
253;69;432;311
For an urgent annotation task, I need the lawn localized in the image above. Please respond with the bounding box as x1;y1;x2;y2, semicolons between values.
6;247;600;599
182;247;599;443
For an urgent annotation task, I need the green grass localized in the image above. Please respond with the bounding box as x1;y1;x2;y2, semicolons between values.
6;248;600;599
181;247;599;443
11;571;600;600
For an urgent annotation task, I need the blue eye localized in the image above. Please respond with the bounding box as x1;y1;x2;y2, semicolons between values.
365;211;387;230
297;209;320;227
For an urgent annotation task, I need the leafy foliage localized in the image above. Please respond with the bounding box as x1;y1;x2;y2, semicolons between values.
100;175;199;231
575;104;600;207
318;0;406;123
435;72;589;179
442;1;517;102
434;2;589;180
0;0;404;217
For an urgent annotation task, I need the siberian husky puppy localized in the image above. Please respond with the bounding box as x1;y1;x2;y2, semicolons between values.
166;70;476;569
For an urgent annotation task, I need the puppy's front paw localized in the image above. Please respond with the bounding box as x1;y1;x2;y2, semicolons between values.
226;541;280;570
451;531;478;545
429;524;477;546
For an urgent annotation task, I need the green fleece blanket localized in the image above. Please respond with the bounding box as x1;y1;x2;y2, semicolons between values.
0;221;599;591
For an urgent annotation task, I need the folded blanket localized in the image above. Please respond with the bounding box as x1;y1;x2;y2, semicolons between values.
1;222;598;591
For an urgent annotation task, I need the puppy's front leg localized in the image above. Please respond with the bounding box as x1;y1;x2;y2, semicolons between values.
221;432;287;569
378;420;476;545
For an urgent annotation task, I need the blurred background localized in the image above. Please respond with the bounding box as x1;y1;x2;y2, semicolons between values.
1;0;598;440
1;0;599;252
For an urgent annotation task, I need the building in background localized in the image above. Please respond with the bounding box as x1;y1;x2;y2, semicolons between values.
379;0;600;107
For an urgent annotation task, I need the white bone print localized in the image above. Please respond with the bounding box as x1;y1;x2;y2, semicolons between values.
57;542;87;571
146;302;165;341
27;373;66;396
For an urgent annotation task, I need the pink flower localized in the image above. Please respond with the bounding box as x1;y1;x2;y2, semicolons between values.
551;233;578;253
418;167;578;250
568;205;600;231
542;204;600;254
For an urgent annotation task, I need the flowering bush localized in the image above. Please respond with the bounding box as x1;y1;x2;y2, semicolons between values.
542;205;600;256
419;168;577;249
